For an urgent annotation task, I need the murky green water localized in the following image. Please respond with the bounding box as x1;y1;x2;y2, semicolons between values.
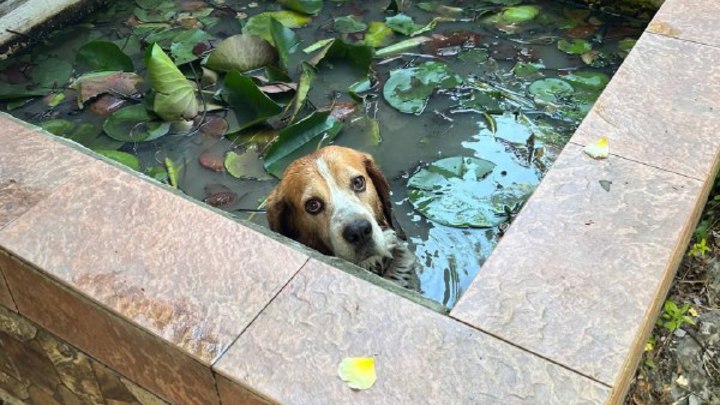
0;0;647;307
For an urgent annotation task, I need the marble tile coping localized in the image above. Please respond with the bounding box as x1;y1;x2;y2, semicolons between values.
0;0;718;402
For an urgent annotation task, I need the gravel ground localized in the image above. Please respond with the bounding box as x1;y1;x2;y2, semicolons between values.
626;178;720;405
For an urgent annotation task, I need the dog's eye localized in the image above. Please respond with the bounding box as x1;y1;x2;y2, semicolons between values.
352;175;366;192
305;198;323;214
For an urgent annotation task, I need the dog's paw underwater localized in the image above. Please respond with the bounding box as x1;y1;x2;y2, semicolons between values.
266;146;420;291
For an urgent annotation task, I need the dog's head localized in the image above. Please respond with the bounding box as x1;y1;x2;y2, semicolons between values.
266;146;394;265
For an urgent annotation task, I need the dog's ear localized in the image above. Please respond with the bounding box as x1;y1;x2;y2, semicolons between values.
266;190;298;239
364;155;394;230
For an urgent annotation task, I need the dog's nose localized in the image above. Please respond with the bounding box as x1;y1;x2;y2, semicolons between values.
342;219;373;246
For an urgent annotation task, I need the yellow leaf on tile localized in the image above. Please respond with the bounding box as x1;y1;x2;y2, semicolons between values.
583;136;608;159
689;307;698;317
338;357;377;390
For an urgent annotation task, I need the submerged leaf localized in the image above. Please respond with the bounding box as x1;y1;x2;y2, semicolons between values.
338;357;377;390
33;58;73;90
501;5;540;22
557;39;592;55
103;104;171;142
583;136;608;159
264;111;343;178
222;71;283;130
363;22;394;47
204;34;278;72
70;71;143;108
561;71;609;89
308;39;374;73
279;0;323;15
385;14;442;36
334;15;368;34
375;36;432;58
243;11;311;43
95;149;141;170
146;43;198;120
169;29;214;65
383;61;461;114
528;78;574;104
76;41;135;72
224;149;273;180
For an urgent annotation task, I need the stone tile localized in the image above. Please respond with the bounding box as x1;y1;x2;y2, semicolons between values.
451;143;704;386
648;0;720;48
214;259;611;404
0;250;212;404
570;33;720;179
215;374;275;405
0;164;309;364
0;113;95;230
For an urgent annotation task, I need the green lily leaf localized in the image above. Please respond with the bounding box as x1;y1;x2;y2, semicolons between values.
224;149;273;180
385;13;441;36
95;149;141;170
270;18;300;70
408;156;532;227
308;39;374;74
279;0;323;15
169;29;214;65
417;2;463;17
512;61;544;77
39;119;74;136
290;62;316;122
222;71;283;130
0;84;48;100
204;34;278;73
264;111;343;178
243;11;312;43
383;61;461;114
76;41;134;71
561;71;609;89
375;36;432;58
557;39;592;54
33;58;73;90
302;38;334;54
334;15;368;34
485;5;540;24
103;104;171;142
528;78;574;104
458;49;489;64
363;22;394;47
146;43;198;121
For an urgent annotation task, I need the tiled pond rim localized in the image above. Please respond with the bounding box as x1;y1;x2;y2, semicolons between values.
0;0;719;403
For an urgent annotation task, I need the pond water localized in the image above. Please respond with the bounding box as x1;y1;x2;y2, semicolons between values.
0;0;647;307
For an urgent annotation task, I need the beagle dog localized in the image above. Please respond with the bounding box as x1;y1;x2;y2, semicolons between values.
266;146;419;290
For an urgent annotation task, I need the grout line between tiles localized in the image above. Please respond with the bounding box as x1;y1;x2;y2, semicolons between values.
449;314;613;389
210;256;311;368
646;30;720;51
567;140;708;182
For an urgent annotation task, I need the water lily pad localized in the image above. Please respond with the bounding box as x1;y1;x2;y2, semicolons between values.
103;104;171;142
528;78;574;104
95;149;141;170
204;34;278;72
561;71;609;89
308;39;374;74
334;15;367;33
501;5;540;22
279;0;323;15
146;43;198;121
270;18;300;70
383;61;461;114
264;111;343;178
222;71;283;130
169;29;213;65
408;156;530;227
363;22;394;47
33;58;73;90
243;11;311;43
76;41;134;72
70;71;143;108
557;39;592;54
385;13;440;36
224;148;273;180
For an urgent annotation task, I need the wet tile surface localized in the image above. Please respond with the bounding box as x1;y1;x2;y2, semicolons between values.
648;0;720;48
0;249;213;404
0;164;309;364
0;114;94;229
451;144;704;386
214;259;611;404
570;33;720;179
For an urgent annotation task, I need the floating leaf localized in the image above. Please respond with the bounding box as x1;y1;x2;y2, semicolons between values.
222;71;283;130
458;49;488;64
76;41;135;72
338;357;377;390
270;18;300;70
561;71;609;90
302;38;334;54
264;111;343;178
243;11;311;43
512;61;544;77
385;14;441;36
334;15;368;34
95;149;141;170
528;78;574;104
103;104;171;142
165;157;179;188
39;119;74;136
44;92;66;107
224;148;273;180
308;39;374;74
375;36;431;58
500;5;540;22
417;2;463;17
279;0;323;15
204;34;278;73
70;71;143;108
583;136;608;159
33;58;73;90
408;156;532;227
617;38;636;58
557;39;592;55
169;29;213;65
146;43;199;121
363;22;394;47
383;61;461;114
290;62;315;122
